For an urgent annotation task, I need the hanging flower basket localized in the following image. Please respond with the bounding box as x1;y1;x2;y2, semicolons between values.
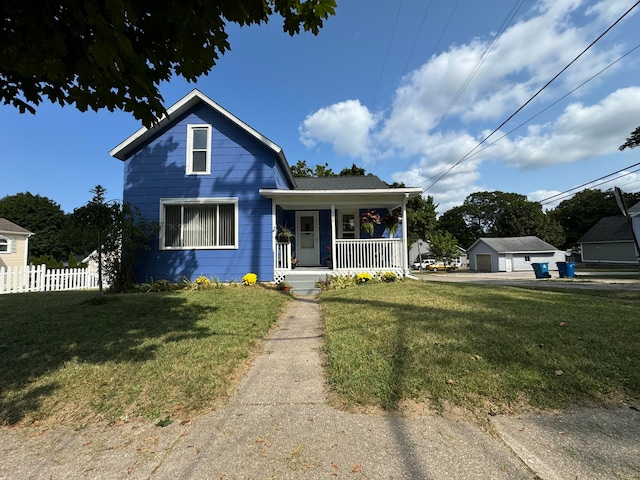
360;210;381;236
384;211;401;236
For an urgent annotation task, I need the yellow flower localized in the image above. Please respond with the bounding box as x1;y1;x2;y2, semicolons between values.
242;273;258;285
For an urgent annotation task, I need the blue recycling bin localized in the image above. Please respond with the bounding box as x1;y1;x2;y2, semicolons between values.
557;261;575;278
532;262;551;279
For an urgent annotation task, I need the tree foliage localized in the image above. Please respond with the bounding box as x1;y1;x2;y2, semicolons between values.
549;188;640;248
405;195;438;247
1;0;336;126
428;231;459;262
437;191;564;248
0;192;68;258
339;163;367;176
619;126;640;151
290;160;336;177
71;186;158;293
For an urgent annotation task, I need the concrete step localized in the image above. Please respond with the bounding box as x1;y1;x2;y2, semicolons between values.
281;270;330;296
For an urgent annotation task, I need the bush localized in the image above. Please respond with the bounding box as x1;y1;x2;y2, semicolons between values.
242;273;257;285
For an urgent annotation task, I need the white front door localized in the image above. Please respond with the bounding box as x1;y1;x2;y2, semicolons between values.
296;211;319;266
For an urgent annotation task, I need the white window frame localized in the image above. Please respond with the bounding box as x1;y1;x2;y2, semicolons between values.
338;210;359;239
159;198;238;250
186;124;212;175
0;236;8;254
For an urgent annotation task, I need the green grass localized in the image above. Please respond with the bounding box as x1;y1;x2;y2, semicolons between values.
0;287;289;426
321;281;640;415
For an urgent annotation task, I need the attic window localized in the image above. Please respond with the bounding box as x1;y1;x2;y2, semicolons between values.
186;124;211;174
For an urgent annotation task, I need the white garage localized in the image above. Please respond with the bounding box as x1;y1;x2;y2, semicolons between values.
468;236;565;273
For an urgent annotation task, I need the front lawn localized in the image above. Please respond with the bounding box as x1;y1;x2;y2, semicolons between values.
321;281;640;416
0;287;289;426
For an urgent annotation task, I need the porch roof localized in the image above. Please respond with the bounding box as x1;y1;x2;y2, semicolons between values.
259;186;423;209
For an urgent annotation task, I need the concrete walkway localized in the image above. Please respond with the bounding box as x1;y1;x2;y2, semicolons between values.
1;296;639;479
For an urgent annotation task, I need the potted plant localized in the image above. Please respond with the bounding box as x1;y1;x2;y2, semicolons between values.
360;209;381;236
276;224;294;243
277;281;291;292
291;257;299;269
324;246;333;269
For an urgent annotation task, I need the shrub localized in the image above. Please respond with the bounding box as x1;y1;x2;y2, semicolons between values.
355;272;372;284
242;273;258;285
381;271;397;283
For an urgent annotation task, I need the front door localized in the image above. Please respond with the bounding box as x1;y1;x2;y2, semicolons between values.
296;211;319;266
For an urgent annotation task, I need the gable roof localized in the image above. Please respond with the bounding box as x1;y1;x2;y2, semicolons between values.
628;201;640;215
109;89;295;185
294;175;389;190
470;236;559;253
578;216;634;243
0;218;34;236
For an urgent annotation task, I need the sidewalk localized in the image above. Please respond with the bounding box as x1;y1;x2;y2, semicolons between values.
1;296;639;479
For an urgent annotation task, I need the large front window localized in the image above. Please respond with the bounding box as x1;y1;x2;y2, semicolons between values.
161;199;237;249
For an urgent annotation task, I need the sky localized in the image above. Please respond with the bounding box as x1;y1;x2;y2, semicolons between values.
2;0;640;214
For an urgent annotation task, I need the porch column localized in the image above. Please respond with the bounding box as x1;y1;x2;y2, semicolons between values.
331;204;336;269
402;194;409;276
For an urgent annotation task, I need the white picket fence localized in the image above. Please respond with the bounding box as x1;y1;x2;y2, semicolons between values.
0;264;100;294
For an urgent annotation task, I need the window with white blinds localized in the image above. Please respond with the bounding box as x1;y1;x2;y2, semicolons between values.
161;199;237;249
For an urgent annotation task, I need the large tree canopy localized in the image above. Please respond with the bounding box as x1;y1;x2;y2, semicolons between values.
0;192;68;258
1;0;336;126
437;191;565;248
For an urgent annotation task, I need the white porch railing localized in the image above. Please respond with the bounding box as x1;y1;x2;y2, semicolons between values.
334;238;404;272
275;242;293;270
0;264;99;294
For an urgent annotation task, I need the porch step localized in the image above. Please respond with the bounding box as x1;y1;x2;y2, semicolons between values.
282;269;330;296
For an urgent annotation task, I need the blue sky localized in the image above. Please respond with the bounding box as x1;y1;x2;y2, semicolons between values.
2;0;640;214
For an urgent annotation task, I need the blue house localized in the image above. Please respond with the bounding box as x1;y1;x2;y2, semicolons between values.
110;90;422;283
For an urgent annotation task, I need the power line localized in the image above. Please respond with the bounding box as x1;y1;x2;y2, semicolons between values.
423;0;640;193
416;41;640;188
538;163;640;205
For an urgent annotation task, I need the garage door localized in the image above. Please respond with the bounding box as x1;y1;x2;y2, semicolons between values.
476;254;492;272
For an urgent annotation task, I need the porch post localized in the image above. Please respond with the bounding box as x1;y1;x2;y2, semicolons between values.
402;194;409;276
330;203;336;270
271;200;277;270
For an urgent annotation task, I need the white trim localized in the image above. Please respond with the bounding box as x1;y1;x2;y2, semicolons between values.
338;210;359;239
159;197;238;250
0;236;8;254
110;89;284;160
186;124;212;175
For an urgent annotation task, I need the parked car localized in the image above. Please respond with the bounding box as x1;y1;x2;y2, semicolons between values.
412;258;436;270
427;261;460;271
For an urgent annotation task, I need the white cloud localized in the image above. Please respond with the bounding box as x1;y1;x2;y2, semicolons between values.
489;87;640;168
298;100;378;158
297;0;640;212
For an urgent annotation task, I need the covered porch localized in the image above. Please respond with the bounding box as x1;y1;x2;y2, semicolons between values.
260;184;423;282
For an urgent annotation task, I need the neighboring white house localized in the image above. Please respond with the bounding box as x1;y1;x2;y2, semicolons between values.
0;218;34;269
408;239;468;266
468;236;565;272
578;201;640;265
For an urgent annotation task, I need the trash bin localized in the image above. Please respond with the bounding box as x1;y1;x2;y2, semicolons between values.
556;261;576;278
532;262;551;279
557;261;567;278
